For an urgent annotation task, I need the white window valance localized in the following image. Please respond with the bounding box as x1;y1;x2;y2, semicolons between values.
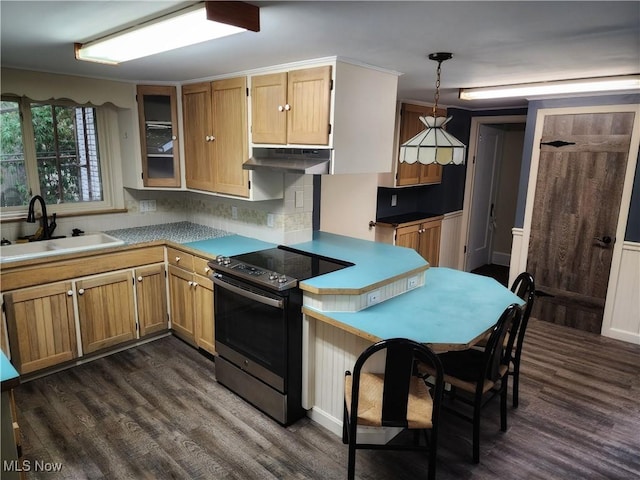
1;68;136;109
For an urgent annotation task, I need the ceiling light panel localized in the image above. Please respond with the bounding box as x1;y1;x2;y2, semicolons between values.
75;4;246;65
459;75;640;100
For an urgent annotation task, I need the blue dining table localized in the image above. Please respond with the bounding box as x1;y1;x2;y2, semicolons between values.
302;267;524;351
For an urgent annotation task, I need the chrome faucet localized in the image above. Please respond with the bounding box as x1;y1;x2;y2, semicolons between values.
26;195;51;240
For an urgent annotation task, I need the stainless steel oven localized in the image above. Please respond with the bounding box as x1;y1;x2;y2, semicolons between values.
209;246;352;426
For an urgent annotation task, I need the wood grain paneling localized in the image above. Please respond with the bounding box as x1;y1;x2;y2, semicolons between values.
527;112;633;332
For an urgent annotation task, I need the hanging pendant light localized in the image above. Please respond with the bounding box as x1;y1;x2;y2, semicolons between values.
399;52;466;165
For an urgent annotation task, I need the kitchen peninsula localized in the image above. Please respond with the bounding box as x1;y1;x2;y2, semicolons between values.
0;222;520;440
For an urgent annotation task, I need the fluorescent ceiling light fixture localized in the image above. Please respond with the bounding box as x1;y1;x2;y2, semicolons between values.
75;1;259;65
459;75;640;100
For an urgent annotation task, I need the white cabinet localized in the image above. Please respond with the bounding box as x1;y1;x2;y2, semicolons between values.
249;59;399;175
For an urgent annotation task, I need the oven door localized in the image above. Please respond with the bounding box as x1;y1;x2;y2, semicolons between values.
212;273;288;391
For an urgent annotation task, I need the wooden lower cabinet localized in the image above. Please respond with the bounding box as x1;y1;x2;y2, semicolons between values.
77;272;137;354
395;218;442;266
1;246;169;375
168;265;196;344
135;264;168;337
194;274;215;355
4;282;77;374
168;259;215;355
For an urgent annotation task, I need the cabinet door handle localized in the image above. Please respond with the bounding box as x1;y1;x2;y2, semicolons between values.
172;135;177;141
204;267;210;273
78;288;85;295
175;256;181;262
137;276;143;282
192;282;199;288
284;104;291;111
67;290;73;296
278;105;284;112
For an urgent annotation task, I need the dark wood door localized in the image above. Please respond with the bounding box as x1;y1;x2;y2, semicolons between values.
527;112;634;333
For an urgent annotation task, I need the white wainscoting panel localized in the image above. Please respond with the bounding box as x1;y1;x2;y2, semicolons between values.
601;241;640;344
440;211;463;269
509;228;525;287
303;315;401;442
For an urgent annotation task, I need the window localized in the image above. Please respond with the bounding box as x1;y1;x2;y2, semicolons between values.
1;96;117;215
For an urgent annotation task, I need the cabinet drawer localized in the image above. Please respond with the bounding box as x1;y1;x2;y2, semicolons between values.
193;256;214;277
167;247;194;270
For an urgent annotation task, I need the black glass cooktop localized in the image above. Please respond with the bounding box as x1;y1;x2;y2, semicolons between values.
232;246;353;282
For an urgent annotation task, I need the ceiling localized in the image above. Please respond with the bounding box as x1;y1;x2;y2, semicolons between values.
1;1;639;109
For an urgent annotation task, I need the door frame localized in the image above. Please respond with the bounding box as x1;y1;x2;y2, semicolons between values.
459;115;527;271
513;104;640;335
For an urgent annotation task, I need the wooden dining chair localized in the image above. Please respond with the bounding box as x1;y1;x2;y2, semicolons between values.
472;272;535;408
343;338;444;480
420;303;522;463
508;272;535;408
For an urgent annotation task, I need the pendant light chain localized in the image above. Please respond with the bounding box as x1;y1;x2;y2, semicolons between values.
433;59;442;117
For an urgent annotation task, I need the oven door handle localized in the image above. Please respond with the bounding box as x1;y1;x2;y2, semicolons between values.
212;275;284;309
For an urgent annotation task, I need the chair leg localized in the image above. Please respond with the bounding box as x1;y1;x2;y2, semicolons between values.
347;432;357;480
472;397;481;463
512;361;520;408
500;377;508;432
428;427;438;480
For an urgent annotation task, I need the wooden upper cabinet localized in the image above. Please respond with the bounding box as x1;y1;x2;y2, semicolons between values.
182;82;215;192
182;77;249;197
396;103;446;186
251;72;288;144
251;66;332;146
136;85;181;187
212;77;249;197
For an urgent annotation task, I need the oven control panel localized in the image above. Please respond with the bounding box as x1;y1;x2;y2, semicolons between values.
209;256;298;291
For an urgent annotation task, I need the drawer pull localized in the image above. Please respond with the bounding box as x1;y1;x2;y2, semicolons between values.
175;256;181;262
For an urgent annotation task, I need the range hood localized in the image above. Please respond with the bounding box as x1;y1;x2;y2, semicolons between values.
243;148;331;175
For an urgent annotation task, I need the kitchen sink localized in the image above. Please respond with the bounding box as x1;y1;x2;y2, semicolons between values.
0;233;125;263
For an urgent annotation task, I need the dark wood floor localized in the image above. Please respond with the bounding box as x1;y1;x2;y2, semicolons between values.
13;318;640;479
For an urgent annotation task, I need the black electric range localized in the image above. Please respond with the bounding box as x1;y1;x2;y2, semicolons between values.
210;245;354;291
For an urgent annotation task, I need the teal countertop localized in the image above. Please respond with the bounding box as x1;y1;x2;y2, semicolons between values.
303;267;524;348
183;231;427;293
292;232;427;292
1;352;19;391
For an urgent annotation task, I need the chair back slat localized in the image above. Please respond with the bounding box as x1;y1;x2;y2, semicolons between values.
483;304;521;382
381;343;413;427
349;338;444;428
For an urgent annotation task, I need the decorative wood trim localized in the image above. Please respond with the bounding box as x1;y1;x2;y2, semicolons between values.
205;1;260;32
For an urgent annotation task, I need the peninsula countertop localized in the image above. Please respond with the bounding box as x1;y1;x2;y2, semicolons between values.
106;223;428;294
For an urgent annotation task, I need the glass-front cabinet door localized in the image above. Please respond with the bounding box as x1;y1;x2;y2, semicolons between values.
136;85;181;187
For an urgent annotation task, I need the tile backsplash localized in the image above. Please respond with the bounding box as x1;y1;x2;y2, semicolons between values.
0;174;313;245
